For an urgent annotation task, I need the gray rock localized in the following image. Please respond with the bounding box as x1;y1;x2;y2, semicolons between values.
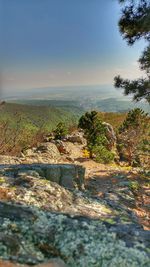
60;165;76;189
39;259;68;267
0;202;149;267
76;165;85;190
0;201;35;220
24;148;34;156
0;163;85;190
65;131;87;145
31;167;45;177
103;122;116;146
45;165;61;184
36;143;61;160
17;170;40;178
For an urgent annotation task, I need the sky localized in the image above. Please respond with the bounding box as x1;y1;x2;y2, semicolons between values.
0;0;146;96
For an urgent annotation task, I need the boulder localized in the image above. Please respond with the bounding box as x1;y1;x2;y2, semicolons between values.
60;165;76;189
64;131;86;145
45;165;61;184
24;148;35;157
36;143;61;160
55;141;69;154
103;122;116;149
0;163;85;190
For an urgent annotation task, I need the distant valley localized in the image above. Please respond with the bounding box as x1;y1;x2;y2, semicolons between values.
4;85;150;113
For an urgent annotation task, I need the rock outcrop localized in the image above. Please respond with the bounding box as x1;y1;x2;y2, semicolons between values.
0;163;85;190
103;122;116;149
0;163;150;266
0;200;149;267
0;259;67;267
0;131;149;266
0;171;135;220
63;131;87;145
24;143;61;163
0;138;85;165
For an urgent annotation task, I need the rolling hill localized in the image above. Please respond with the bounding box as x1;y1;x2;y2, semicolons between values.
0;102;83;131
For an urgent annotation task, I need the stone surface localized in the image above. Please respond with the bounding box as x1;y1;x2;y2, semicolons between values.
103;122;116;148
64;131;87;145
0;137;85;165
37;259;67;267
60;165;76;189
0;163;85;190
0;174;118;220
0;259;67;267
36;143;61;160
0;202;149;267
0;160;149;266
0;155;21;165
0;131;149;266
17;170;40;178
45;165;61;184
0;261;26;267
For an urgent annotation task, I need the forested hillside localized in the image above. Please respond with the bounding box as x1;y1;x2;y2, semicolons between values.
0;102;83;130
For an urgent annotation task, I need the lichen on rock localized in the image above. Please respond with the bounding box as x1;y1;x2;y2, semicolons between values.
0;203;149;267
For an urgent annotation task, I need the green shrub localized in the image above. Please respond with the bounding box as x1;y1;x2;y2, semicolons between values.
92;145;115;164
54;122;68;140
78;111;115;163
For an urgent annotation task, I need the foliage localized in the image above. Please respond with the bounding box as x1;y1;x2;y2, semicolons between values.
54;122;68;140
0;102;81;131
118;0;150;44
0;102;81;155
97;111;127;130
119;108;148;130
114;0;150;103
78;110;98;135
78;111;115;163
117;108;150;166
129;181;140;192
0;116;45;155
92;145;115;164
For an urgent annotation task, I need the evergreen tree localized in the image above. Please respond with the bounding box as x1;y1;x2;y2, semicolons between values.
78;111;114;163
114;0;150;103
54;122;68;140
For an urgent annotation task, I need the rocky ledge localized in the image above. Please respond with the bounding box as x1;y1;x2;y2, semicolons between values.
0;163;85;190
0;164;150;266
0;201;149;267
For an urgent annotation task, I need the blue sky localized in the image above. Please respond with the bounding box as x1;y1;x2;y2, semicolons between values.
0;0;145;95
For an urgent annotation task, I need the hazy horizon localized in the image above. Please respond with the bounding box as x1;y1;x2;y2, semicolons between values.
0;0;145;98
1;84;129;100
